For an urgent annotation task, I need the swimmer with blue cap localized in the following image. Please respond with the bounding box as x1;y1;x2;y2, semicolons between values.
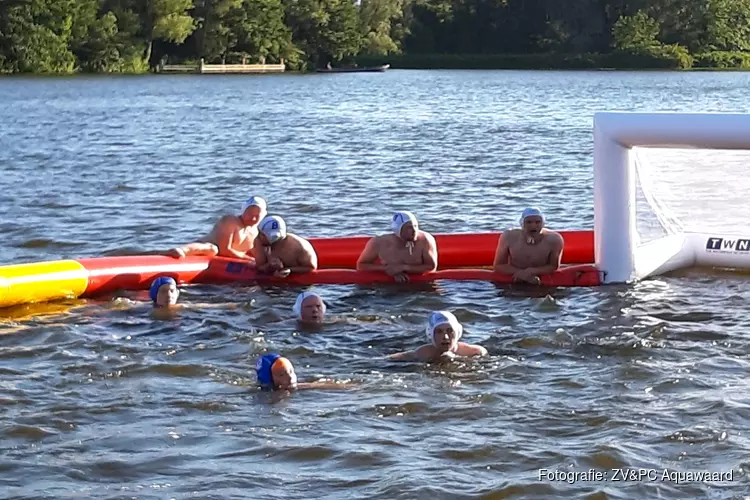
493;207;564;285
356;210;438;283
294;291;326;324
144;275;238;312
255;353;353;391
389;311;488;362
149;276;180;308
167;195;267;261
252;215;318;278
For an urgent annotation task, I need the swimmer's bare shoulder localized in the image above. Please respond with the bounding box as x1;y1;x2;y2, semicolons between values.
420;230;437;246
502;228;523;242
544;228;564;245
286;233;318;270
455;342;488;357
289;232;311;248
204;215;240;242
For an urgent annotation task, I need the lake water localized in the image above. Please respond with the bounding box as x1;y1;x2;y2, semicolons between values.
1;70;750;499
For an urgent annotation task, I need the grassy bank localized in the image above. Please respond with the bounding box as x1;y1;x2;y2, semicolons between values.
354;51;750;70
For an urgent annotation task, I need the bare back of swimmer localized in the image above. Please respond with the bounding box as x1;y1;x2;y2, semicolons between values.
356;211;438;283
167;196;267;260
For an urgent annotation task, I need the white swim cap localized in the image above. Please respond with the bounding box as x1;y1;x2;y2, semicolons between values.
259;215;287;243
293;291;326;318
392;211;418;238
241;196;267;214
520;207;545;226
425;311;463;344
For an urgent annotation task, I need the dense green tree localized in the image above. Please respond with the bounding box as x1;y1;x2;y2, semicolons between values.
2;0;750;72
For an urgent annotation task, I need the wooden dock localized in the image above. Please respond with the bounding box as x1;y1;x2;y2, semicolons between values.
158;58;285;74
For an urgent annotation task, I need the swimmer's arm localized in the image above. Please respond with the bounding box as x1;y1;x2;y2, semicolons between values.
388;350;417;361
287;241;318;274
216;223;253;260
356;237;387;272
457;343;488;357
296;381;354;390
404;234;438;273
252;240;273;272
389;345;430;361
493;231;521;274
526;233;563;275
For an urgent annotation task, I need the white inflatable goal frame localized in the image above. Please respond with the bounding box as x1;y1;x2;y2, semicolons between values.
594;111;750;284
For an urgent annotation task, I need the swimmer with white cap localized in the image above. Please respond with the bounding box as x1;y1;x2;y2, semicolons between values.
492;207;564;284
356;210;438;283
167;196;268;260
252;215;318;278
389;311;488;362
294;291;326;324
255;353;354;392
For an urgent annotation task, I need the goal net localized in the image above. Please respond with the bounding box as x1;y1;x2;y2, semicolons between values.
594;112;750;283
632;147;750;244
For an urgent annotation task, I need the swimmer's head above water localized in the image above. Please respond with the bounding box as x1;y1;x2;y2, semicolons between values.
520;207;545;242
294;291;326;324
256;353;297;390
149;276;179;307
258;215;287;246
392;211;419;243
426;310;463;353
240;196;267;226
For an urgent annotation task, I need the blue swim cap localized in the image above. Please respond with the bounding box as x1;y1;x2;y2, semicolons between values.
149;276;176;303
255;353;281;388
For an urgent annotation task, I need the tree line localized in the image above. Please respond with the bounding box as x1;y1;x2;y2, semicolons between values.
2;0;750;74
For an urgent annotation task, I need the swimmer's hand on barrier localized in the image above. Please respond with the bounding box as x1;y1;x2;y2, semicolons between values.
513;269;541;285
273;268;291;278
166;247;186;259
269;257;285;271
385;263;407;276
393;272;409;284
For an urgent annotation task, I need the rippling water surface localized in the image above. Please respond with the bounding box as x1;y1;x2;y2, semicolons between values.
2;71;750;499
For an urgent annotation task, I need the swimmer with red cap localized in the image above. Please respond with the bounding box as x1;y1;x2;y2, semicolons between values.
493;207;564;284
167;196;267;260
389;311;487;362
252;215;318;278
356;210;438;283
294;291;326;324
255;353;352;391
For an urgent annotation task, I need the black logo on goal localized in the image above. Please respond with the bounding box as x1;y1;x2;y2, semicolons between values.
705;237;750;253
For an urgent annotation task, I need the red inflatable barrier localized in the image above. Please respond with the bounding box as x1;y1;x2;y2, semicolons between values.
202;258;602;287
78;256;211;296
309;230;594;269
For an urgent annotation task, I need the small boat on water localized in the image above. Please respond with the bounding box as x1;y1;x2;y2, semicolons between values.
316;64;390;73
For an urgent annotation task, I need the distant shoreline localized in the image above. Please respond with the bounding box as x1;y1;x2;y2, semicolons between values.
3;51;750;76
354;52;750;71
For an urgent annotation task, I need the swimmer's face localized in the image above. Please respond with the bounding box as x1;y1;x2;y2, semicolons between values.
400;221;418;242
271;359;297;390
522;216;544;235
259;231;283;247
432;324;459;353
300;296;325;323
156;282;179;307
241;206;263;226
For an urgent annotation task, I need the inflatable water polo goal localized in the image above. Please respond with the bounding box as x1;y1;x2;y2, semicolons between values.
3;111;750;310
